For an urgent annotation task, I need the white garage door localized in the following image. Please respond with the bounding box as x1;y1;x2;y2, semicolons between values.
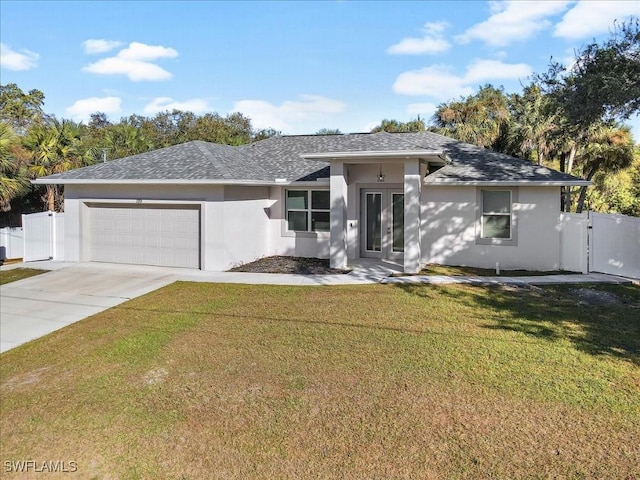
89;204;200;269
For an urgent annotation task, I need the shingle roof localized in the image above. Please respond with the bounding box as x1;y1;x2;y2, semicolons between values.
36;131;586;185
398;132;584;184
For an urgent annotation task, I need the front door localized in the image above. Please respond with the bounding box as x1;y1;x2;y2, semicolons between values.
360;189;404;259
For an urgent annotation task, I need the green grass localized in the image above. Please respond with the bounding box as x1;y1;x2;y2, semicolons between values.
0;268;48;285
1;282;638;479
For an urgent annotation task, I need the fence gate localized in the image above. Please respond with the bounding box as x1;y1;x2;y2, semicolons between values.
589;212;640;279
22;211;58;262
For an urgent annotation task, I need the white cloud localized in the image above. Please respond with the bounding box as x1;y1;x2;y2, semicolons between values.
0;43;39;70
392;65;474;100
393;60;532;101
143;97;211;115
456;1;572;46
84;57;173;81
554;1;639;39
83;39;123;54
464;59;532;83
233;95;346;132
387;21;451;55
116;42;178;61
82;42;178;81
65;96;122;122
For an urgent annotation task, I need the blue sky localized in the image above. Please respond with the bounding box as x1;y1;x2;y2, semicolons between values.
1;0;638;140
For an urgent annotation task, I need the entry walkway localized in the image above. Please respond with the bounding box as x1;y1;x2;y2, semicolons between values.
1;260;633;353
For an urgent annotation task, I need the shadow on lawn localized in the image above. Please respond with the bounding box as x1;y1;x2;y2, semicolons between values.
396;283;640;366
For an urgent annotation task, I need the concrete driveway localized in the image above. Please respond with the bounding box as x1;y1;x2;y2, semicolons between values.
0;260;389;353
0;263;177;353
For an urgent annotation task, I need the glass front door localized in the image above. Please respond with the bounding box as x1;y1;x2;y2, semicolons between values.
361;189;404;259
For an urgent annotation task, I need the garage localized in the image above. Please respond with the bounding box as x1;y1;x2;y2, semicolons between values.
88;204;201;269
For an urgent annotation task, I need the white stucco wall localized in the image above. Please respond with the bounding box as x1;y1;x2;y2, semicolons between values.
63;180;565;272
222;186;271;268
421;185;562;271
267;186;330;259
64;184;273;271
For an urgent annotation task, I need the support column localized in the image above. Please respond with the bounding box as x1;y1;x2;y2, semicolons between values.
330;160;347;269
404;159;421;273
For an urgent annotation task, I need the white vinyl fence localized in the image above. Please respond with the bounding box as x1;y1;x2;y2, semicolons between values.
558;212;589;274
0;227;24;261
0;211;65;262
23;211;65;262
589;212;640;279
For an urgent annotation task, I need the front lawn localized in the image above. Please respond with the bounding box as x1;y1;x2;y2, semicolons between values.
0;268;47;285
1;282;638;479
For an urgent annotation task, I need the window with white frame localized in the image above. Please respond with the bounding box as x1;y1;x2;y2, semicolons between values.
285;189;330;232
481;190;512;239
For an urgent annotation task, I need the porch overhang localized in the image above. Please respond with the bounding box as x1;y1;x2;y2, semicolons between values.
326;156;425;274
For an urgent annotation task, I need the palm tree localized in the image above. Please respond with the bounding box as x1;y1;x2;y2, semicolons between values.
0;121;30;212
575;123;635;212
103;123;154;160
371;117;426;133
24;119;85;211
432;85;509;149
507;85;559;165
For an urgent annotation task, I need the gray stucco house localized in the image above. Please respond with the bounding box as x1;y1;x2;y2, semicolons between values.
35;131;588;273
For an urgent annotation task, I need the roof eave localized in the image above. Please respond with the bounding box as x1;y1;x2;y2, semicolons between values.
424;180;592;187
31;178;331;187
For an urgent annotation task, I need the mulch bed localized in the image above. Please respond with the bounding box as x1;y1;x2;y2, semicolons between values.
228;256;351;274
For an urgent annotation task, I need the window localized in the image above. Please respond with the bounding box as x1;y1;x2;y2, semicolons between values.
286;189;330;232
481;190;512;239
475;188;518;246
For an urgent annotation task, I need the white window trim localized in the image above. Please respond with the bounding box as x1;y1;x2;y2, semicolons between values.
476;187;518;246
283;188;330;236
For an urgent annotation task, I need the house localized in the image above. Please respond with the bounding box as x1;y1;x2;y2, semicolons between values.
34;131;589;273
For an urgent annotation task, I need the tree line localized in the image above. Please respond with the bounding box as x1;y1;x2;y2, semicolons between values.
1;19;638;224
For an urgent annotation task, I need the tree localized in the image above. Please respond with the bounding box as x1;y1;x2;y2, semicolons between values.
316;128;342;135
574;123;635;212
88;112;112;129
252;128;280;142
102;123;154;160
0;83;46;134
432;85;510;149
0;122;30;211
586;151;640;216
370;117;426;133
507;84;560;165
539;18;640;128
24;119;88;211
186;112;254;146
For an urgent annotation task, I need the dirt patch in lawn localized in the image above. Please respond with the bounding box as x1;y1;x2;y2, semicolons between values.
572;287;625;306
228;256;350;274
